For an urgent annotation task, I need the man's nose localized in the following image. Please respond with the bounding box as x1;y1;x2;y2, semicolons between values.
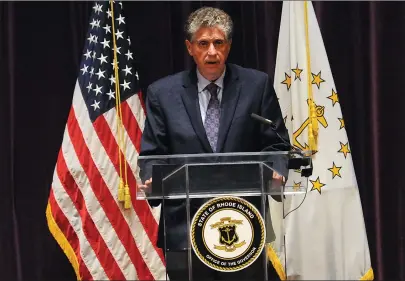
207;43;218;56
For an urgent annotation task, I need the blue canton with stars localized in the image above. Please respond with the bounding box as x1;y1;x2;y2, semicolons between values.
78;1;139;122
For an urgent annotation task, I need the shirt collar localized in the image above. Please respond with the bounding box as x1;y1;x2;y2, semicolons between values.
197;66;226;93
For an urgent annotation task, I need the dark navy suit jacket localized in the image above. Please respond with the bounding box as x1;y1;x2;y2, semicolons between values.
139;63;289;250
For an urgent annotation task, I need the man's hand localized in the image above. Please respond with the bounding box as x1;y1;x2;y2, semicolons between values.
272;171;285;182
272;171;286;189
270;171;286;202
139;178;152;192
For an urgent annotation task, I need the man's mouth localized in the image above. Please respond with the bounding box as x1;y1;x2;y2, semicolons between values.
205;61;219;65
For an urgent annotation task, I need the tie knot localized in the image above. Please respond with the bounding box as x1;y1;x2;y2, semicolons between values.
206;83;219;98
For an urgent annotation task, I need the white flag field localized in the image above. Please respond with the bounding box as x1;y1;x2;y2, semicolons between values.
268;1;373;280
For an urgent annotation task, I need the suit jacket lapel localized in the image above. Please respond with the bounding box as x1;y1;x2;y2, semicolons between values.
180;70;213;152
217;65;242;152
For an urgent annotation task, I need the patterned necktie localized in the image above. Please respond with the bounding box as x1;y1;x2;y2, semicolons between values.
204;83;220;152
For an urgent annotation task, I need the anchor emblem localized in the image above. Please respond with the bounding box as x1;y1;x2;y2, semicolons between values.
292;100;328;151
211;217;246;252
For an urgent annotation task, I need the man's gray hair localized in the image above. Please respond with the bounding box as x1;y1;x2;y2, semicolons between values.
185;7;233;41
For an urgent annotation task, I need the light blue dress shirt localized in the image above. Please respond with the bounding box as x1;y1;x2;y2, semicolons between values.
196;67;226;123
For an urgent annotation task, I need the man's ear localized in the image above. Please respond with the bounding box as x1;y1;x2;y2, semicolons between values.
185;40;193;56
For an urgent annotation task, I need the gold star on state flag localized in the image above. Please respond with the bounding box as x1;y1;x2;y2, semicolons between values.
328;162;342;179
292;64;303;81
310;176;326;194
327;89;339;106
293;181;302;191
338;117;345;130
281;72;292;90
311;71;325;89
338;141;351;158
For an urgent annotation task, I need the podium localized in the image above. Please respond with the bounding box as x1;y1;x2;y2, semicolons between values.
137;151;312;280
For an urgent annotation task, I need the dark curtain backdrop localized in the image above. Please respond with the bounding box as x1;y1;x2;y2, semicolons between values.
1;1;404;280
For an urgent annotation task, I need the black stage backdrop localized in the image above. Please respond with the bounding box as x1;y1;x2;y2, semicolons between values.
1;1;404;280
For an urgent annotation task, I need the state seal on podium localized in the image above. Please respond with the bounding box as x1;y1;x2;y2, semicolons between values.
190;196;266;272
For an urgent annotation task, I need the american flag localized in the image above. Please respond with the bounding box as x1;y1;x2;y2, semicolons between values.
45;1;166;279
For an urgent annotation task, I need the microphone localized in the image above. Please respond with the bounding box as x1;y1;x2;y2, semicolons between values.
250;113;313;176
250;113;277;128
250;113;296;151
251;114;313;218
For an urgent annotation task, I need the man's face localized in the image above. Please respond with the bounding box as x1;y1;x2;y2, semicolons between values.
185;26;231;81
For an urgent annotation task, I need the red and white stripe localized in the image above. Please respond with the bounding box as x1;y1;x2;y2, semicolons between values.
48;81;166;280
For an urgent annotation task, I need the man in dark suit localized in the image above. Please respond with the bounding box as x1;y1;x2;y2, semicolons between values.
139;6;288;281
